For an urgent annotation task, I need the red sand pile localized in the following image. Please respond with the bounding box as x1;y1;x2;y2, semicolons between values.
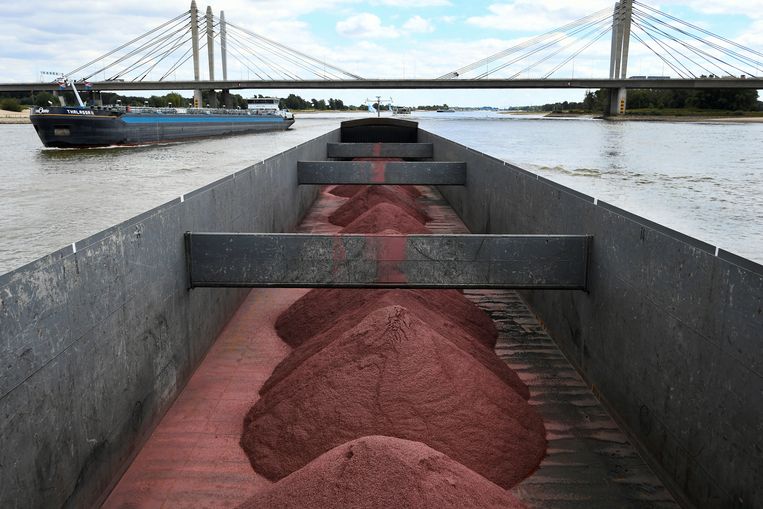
240;177;546;503
236;436;526;509
340;202;431;235
329;185;431;226
329;184;421;199
261;290;528;399
274;288;498;350
328;184;366;198
241;305;546;488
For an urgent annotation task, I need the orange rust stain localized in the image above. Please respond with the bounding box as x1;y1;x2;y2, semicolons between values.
367;234;408;283
371;160;386;183
332;233;347;275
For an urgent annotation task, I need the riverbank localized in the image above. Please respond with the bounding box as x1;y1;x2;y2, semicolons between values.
608;114;763;123
538;110;763;123
0;109;30;124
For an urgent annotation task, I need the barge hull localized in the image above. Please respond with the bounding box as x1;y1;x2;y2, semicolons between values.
30;113;293;148
1;119;760;508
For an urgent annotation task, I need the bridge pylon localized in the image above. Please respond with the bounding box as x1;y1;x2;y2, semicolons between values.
608;0;633;115
190;0;202;108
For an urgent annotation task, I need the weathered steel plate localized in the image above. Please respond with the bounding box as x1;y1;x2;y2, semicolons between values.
186;233;591;289
298;161;466;185
327;142;433;159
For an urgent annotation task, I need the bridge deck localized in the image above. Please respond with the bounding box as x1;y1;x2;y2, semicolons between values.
2;77;761;93
102;185;677;508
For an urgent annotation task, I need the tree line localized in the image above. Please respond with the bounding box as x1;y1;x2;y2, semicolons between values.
521;88;761;113
2;89;760;113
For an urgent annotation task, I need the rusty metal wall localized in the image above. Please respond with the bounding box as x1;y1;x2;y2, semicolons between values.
423;129;762;509
0;129;338;508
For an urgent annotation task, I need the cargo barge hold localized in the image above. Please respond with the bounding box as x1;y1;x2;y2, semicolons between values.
1;119;760;508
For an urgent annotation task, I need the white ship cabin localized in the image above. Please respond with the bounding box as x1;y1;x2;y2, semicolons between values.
247;97;281;113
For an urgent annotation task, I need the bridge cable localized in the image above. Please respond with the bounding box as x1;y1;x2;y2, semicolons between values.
223;19;363;79
438;8;611;79
224;25;319;79
220;35;274;80
500;18;612;79
225;30;321;79
86;15;192;80
631;25;693;79
631;6;760;68
222;20;344;80
630;16;706;77
631;18;720;78
633;1;763;59
471;13;612;79
542;25;613;79
632;11;754;77
224;36;297;80
136;31;196;81
66;11;190;78
223;29;305;80
84;14;192;80
106;22;193;81
474;14;611;78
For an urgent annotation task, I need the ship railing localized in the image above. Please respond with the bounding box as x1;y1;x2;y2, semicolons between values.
98;106;284;116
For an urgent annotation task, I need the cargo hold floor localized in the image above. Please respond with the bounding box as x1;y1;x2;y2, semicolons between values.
103;186;679;509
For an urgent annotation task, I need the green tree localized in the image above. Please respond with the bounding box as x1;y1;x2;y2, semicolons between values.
281;94;310;110
165;92;184;107
33;92;56;108
0;98;22;112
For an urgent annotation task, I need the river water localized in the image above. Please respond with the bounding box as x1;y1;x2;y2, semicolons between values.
1;111;761;274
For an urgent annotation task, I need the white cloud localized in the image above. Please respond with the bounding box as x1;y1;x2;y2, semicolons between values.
654;0;763;18
371;0;451;6
402;16;435;33
467;1;612;32
336;13;399;38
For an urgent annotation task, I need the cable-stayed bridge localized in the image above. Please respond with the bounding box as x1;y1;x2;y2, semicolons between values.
1;0;760;114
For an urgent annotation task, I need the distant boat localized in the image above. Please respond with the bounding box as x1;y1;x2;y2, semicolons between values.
436;109;456;113
30;82;294;148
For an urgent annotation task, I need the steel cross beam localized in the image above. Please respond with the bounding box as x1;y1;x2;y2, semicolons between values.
297;161;466;185
327;142;433;159
185;233;592;289
2;78;761;93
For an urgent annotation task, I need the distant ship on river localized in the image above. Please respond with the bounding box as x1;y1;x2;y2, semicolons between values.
31;93;294;148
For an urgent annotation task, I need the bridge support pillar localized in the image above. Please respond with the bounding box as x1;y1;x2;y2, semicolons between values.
220;11;228;81
608;88;627;115
206;6;215;81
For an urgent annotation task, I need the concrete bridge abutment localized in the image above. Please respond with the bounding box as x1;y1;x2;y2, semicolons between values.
608;87;627;115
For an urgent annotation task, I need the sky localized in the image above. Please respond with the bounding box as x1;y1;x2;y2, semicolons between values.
1;0;761;107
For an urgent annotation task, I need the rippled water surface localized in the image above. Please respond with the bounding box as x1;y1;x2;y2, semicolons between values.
1;111;761;274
